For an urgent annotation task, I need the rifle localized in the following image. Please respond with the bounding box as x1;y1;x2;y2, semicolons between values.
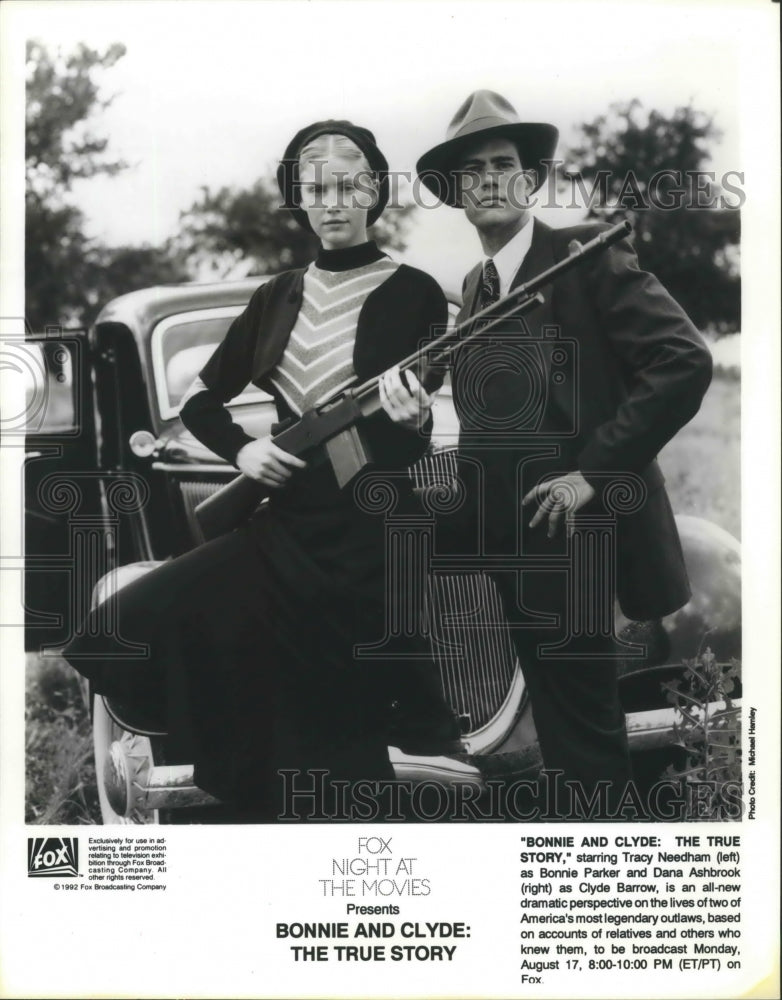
194;220;632;541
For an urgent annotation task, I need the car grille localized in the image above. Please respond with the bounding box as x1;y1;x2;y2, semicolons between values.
427;572;520;736
178;479;228;546
176;451;522;746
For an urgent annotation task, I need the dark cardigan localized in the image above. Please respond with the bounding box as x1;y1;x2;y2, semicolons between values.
181;242;448;478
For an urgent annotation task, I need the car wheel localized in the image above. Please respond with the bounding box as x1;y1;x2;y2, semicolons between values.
92;695;161;825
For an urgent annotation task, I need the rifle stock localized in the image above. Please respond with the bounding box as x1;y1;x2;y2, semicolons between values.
195;472;269;542
194;220;632;541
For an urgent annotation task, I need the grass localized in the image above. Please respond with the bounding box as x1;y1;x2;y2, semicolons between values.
658;371;740;538
25;373;740;825
25;653;101;824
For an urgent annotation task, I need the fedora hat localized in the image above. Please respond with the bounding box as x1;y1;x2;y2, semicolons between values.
277;119;390;232
416;90;558;206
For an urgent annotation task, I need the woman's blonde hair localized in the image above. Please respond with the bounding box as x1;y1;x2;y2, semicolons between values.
278;120;389;229
298;133;371;172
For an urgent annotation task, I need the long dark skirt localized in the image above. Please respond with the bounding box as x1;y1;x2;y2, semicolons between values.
64;503;450;818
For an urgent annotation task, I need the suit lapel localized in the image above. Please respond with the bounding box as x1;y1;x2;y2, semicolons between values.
521;221;577;424
509;220;556;391
455;221;574;430
521;220;578;426
499;219;575;426
458;263;483;324
510;218;554;297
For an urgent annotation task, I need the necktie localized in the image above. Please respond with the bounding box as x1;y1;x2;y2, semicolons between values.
479;258;501;310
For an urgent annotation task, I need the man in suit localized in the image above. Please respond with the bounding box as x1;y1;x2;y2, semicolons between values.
415;91;713;813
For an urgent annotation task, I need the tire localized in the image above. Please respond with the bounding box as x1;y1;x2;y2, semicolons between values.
92;695;161;825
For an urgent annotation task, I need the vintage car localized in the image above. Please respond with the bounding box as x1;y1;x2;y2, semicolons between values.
23;277;742;824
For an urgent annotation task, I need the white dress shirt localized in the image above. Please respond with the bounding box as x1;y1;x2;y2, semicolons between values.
483;217;535;297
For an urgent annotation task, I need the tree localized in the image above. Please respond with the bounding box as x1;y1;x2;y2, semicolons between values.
25;41;188;329
173;178;318;279
26;40;127;201
174;176;416;279
26;40;123;328
563;100;740;333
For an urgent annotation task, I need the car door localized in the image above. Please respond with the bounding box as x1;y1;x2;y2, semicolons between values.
19;330;103;652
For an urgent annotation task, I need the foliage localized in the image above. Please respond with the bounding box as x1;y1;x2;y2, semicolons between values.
173;178;319;278
563;100;740;333
25;199;99;329
25;41;188;329
26;40;127;199
25;40;122;329
661;649;742;821
94;244;190;301
174;176;416;279
25;655;101;824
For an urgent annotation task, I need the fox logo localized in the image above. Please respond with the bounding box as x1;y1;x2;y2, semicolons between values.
28;837;79;877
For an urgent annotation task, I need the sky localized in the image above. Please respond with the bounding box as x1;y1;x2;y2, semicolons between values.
1;0;756;292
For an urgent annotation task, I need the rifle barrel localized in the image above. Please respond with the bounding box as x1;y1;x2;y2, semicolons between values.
349;219;631;406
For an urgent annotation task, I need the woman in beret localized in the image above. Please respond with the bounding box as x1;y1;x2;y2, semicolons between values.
65;120;459;819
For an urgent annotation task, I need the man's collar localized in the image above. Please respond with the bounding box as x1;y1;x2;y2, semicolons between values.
483;217;535;297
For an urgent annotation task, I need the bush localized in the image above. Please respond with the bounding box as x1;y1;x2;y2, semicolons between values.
661;649;742;820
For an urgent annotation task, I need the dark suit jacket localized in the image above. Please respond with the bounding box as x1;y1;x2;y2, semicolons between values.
453;218;713;619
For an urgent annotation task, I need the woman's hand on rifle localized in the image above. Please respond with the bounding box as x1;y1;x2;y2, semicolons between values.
236;436;307;487
379;366;434;431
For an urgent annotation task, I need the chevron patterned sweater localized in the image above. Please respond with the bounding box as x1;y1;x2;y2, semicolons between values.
268;257;399;415
180;241;448;474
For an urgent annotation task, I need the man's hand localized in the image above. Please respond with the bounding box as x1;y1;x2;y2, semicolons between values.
236;436;307;488
522;472;596;538
379;366;434;430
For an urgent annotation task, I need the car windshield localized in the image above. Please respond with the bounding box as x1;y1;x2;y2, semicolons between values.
150;297;457;423
150;306;271;420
